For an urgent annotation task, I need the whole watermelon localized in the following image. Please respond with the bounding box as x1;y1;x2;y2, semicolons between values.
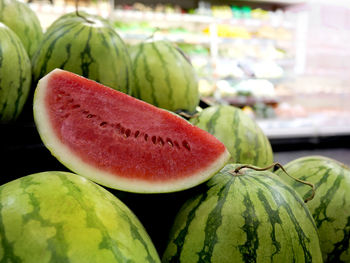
129;40;199;113
32;12;133;94
190;105;273;166
0;0;43;58
275;156;350;262
0;23;31;123
162;164;322;262
0;171;160;262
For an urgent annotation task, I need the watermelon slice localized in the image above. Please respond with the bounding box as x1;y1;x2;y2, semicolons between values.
33;69;230;193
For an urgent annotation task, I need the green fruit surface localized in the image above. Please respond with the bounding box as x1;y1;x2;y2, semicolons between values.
190;105;273;166
0;0;43;58
129;40;199;112
0;23;31;123
163;164;322;263
0;171;160;262
275;155;350;262
32;13;133;94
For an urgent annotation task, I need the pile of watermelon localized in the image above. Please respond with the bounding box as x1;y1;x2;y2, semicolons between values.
1;1;350;262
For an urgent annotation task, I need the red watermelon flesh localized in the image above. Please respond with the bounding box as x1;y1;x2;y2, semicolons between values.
33;69;230;193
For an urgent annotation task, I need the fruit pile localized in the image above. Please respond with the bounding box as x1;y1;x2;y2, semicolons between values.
1;1;350;262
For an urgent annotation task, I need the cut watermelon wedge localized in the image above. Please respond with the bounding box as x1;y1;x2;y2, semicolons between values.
33;69;230;193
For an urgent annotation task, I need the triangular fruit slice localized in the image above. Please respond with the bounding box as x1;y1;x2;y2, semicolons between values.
33;69;230;193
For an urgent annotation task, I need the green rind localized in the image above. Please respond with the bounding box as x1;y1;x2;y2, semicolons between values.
0;171;160;263
275;155;350;262
0;23;31;123
190;105;274;167
0;0;43;58
129;40;199;112
163;164;322;263
31;14;133;94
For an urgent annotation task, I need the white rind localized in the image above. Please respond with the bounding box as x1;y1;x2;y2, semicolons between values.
33;69;231;193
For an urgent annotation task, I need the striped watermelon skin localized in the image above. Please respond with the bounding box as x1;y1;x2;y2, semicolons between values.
32;14;133;94
129;40;199;113
190;105;273;167
0;171;160;263
163;164;322;263
275;156;350;262
0;0;43;58
0;23;31;123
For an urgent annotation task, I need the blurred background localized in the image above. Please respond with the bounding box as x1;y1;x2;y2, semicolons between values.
23;0;350;165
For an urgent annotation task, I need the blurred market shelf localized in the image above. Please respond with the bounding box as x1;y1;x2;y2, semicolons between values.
257;115;350;140
112;9;295;28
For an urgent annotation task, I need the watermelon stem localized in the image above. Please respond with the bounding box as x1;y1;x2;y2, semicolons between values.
145;28;160;41
233;163;316;203
75;0;94;24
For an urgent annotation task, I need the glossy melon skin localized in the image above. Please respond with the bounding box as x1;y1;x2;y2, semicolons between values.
0;23;31;123
33;69;230;193
31;13;133;94
163;164;323;263
0;171;160;263
275;156;350;262
190;105;274;167
0;0;43;58
129;40;199;113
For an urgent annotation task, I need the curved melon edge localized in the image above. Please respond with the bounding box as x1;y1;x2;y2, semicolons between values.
33;69;231;193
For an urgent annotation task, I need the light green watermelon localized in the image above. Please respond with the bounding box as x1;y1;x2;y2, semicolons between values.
32;12;133;94
129;40;199;113
0;22;31;123
162;163;322;262
275;156;350;262
0;0;43;58
0;171;160;262
190;105;273;167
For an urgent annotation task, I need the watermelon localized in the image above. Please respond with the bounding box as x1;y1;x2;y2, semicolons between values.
162;163;323;263
275;156;350;262
31;12;133;94
0;171;160;262
0;23;31;123
190;105;273;167
33;69;230;193
0;0;43;58
129;40;199;113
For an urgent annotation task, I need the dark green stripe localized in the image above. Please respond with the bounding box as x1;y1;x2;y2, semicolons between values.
251;122;261;165
79;27;94;78
59;43;71;69
168;192;209;263
252;176;314;262
232;107;242;162
313;170;342;228
9;30;27;120
131;44;144;98
205;106;221;135
237;177;260;263
163;41;191;109
58;173;127;262
256;188;282;260
142;44;158;106
152;42;173;109
107;29;131;93
90;180;157;262
35;23;79;82
197;177;234;262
